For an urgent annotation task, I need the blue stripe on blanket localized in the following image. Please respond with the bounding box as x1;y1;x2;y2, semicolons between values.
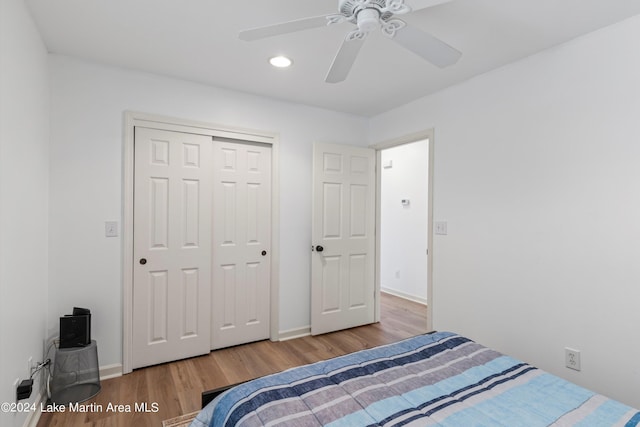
219;333;468;426
206;332;640;427
332;357;534;427
377;368;637;427
213;332;459;426
431;373;593;427
577;400;640;427
625;412;640;427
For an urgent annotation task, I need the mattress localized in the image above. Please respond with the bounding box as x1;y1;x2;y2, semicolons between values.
190;331;640;426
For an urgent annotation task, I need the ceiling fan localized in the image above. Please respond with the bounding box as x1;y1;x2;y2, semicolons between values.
239;0;462;83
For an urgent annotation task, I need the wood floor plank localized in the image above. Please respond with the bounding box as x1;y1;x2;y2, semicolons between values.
37;293;427;426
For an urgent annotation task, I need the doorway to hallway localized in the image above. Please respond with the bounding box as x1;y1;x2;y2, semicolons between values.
378;138;430;329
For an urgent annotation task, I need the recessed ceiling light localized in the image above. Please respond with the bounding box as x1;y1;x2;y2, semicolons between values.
269;56;293;68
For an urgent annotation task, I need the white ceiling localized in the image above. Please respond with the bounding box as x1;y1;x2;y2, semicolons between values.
25;0;640;116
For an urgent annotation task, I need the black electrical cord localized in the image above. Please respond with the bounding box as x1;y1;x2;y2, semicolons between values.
43;339;57;378
30;359;51;380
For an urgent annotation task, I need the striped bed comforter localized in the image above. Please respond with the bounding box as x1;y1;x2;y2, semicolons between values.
191;332;640;427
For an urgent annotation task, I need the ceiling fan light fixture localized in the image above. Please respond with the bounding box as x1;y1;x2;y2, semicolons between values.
356;8;381;33
269;55;293;68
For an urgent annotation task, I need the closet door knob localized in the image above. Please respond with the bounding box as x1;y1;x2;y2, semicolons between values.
139;258;147;265
315;245;324;252
261;250;267;256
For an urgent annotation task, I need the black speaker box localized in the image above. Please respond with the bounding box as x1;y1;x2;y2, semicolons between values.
59;307;91;349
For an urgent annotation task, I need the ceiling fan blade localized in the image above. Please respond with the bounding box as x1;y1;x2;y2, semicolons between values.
391;24;461;68
407;0;453;12
239;15;329;41
325;38;366;83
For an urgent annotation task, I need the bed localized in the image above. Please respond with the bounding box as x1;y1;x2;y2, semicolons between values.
190;331;640;426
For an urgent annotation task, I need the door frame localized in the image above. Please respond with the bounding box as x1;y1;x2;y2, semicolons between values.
122;111;280;374
371;129;434;331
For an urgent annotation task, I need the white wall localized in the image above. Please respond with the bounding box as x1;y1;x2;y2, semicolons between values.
380;140;428;303
0;0;50;425
9;2;639;415
370;15;640;408
48;55;369;368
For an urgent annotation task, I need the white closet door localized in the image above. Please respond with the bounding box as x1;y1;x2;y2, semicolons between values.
211;139;271;349
132;127;212;369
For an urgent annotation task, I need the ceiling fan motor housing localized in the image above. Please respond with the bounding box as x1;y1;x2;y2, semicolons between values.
357;9;381;32
339;0;395;22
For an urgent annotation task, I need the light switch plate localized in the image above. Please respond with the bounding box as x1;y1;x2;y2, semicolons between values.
435;221;448;235
105;221;118;237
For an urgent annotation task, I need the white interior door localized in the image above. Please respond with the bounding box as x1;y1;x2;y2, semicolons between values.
311;142;375;335
132;127;213;369
211;139;271;349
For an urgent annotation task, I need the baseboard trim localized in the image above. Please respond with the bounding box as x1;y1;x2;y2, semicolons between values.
278;326;311;341
22;391;44;427
100;363;122;380
381;288;428;306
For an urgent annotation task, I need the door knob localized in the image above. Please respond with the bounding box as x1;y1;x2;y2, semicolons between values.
261;250;267;256
315;245;324;252
139;258;147;265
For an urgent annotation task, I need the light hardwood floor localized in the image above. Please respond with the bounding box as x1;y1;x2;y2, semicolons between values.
37;293;427;427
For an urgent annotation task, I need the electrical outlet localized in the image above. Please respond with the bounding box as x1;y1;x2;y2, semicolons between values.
565;347;581;371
